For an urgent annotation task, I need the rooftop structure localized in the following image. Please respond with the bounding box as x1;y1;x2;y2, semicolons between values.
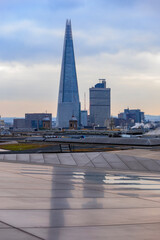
57;20;81;128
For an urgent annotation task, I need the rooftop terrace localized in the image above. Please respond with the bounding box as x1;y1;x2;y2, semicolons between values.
0;150;160;239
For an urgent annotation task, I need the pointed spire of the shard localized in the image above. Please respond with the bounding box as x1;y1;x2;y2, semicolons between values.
56;20;81;128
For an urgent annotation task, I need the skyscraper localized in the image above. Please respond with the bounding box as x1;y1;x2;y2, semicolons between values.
90;79;111;127
56;20;81;128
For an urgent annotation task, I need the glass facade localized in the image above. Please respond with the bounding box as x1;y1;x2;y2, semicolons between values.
57;20;80;128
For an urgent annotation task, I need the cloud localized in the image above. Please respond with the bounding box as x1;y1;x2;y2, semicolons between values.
0;20;64;61
0;61;60;101
74;27;159;57
0;18;159;63
0;20;63;45
0;49;160;117
0;0;160;62
0;0;160;116
77;50;160;115
47;0;85;10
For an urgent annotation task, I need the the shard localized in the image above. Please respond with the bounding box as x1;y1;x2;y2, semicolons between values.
56;20;81;128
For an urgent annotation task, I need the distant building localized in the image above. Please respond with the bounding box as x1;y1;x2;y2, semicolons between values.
113;118;127;128
81;110;88;127
52;119;56;128
105;118;115;130
118;112;124;119
13;113;52;130
87;115;92;127
140;112;145;123
13;119;26;129
25;113;52;130
119;108;145;123
69;116;78;129
89;79;111;127
57;20;81;128
42;116;51;130
0;116;5;128
117;108;145;128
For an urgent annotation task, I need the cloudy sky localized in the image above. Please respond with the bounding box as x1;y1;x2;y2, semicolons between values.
0;0;160;117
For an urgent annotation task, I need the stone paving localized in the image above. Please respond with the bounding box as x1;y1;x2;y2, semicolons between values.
0;150;160;239
0;160;160;239
0;149;160;172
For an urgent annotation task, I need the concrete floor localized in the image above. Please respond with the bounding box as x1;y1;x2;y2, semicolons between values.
1;149;160;172
0;156;160;239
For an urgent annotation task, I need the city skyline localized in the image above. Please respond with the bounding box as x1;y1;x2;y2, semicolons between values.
0;0;160;117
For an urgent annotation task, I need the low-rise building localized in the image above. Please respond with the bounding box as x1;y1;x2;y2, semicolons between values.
119;108;145;123
13;119;26;129
13;113;52;130
25;113;52;130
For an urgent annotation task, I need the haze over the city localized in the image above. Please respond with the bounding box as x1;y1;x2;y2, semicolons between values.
0;0;160;117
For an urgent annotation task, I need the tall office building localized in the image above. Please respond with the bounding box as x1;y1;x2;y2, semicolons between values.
90;79;111;127
56;20;81;128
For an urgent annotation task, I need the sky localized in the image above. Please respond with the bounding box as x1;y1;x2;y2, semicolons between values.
0;0;160;117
